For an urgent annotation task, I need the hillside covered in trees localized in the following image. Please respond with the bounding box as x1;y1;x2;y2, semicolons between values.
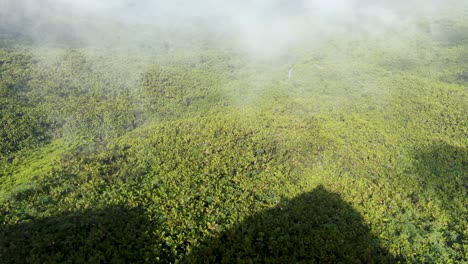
0;0;467;263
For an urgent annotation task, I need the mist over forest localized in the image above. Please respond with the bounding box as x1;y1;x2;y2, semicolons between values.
2;0;465;52
0;0;467;263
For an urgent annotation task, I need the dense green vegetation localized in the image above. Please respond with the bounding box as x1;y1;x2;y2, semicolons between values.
1;9;467;264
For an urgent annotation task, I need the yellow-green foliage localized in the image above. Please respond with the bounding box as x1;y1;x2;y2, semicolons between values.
0;18;467;263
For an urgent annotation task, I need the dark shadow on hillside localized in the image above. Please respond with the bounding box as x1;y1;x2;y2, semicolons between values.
0;206;165;264
415;141;467;199
417;141;467;176
413;141;467;257
414;141;467;211
185;185;395;263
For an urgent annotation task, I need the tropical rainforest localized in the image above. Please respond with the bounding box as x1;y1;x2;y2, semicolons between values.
0;0;467;263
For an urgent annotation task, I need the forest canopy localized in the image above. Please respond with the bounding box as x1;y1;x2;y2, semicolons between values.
0;0;467;263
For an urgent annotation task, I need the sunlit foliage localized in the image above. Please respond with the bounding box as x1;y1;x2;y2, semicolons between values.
0;13;467;264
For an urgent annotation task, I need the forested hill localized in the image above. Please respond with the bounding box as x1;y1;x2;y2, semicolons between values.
0;1;467;263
